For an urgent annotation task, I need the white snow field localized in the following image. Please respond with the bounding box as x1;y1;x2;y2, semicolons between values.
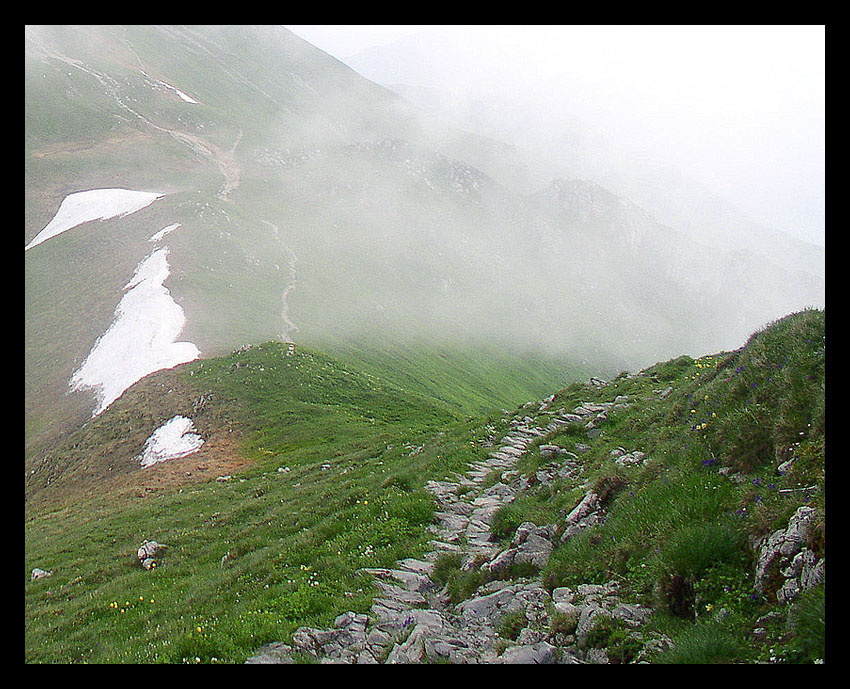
139;415;204;468
149;223;182;242
25;189;164;251
69;247;200;416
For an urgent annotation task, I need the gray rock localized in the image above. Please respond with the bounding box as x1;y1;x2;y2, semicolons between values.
486;548;517;574
385;625;428;664
800;555;825;590
585;647;609;664
565;491;600;525
538;444;562;459
610;603;652;628
754;506;818;599
498;641;557;664
615;451;646;467
513;533;554;569
137;540;167;565
361;567;435;593
552;587;575;606
244;641;294;664
458;586;516;621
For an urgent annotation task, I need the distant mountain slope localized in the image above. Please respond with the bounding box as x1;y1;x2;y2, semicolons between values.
344;31;824;281
25;25;823;461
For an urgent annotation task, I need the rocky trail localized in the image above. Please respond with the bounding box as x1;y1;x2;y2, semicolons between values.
245;386;664;664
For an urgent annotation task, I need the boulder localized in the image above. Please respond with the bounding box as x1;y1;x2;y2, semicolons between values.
498;641;557;664
137;540;167;569
137;540;167;562
754;506;822;602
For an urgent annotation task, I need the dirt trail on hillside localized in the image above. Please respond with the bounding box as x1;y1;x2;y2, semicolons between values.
34;47;301;341
36;45;242;201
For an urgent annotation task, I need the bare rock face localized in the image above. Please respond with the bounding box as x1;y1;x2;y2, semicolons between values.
753;506;824;603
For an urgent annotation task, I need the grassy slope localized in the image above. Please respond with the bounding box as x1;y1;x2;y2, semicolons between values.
24;310;825;663
485;308;826;663
24;341;580;663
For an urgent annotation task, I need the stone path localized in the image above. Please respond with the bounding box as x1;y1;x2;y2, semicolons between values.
246;389;658;664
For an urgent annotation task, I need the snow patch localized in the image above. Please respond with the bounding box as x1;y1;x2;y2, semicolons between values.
149;223;181;243
139;69;199;104
70;247;200;416
168;85;199;104
26;189;164;250
139;415;204;468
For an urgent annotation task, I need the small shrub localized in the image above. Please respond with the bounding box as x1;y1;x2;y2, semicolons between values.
490;504;525;542
657;620;748;664
549;608;579;636
655;519;747;618
580;616;642;664
430;552;490;605
446;569;488;606
430;552;463;588
496;610;527;641
787;584;825;663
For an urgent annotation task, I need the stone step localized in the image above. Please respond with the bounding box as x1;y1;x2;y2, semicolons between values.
397;558;436;576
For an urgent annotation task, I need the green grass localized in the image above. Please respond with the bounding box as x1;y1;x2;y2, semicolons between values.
24;309;825;663
25;340;574;663
531;309;826;662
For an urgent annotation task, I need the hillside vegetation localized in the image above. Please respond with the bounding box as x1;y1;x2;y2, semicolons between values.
25;309;825;663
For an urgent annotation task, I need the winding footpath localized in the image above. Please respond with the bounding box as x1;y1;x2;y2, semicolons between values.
246;389;660;664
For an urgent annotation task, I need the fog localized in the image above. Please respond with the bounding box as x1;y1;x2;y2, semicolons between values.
26;24;825;392
25;25;827;457
288;25;825;248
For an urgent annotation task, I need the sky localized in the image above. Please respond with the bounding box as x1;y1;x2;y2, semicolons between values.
287;25;825;247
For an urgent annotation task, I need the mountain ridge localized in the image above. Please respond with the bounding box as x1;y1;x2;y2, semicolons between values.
25;309;826;663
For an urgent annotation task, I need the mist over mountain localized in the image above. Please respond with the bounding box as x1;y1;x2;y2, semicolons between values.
343;27;825;267
25;25;823;459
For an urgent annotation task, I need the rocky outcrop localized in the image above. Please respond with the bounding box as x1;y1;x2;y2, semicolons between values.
753;506;824;604
485;522;556;574
561;489;605;542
